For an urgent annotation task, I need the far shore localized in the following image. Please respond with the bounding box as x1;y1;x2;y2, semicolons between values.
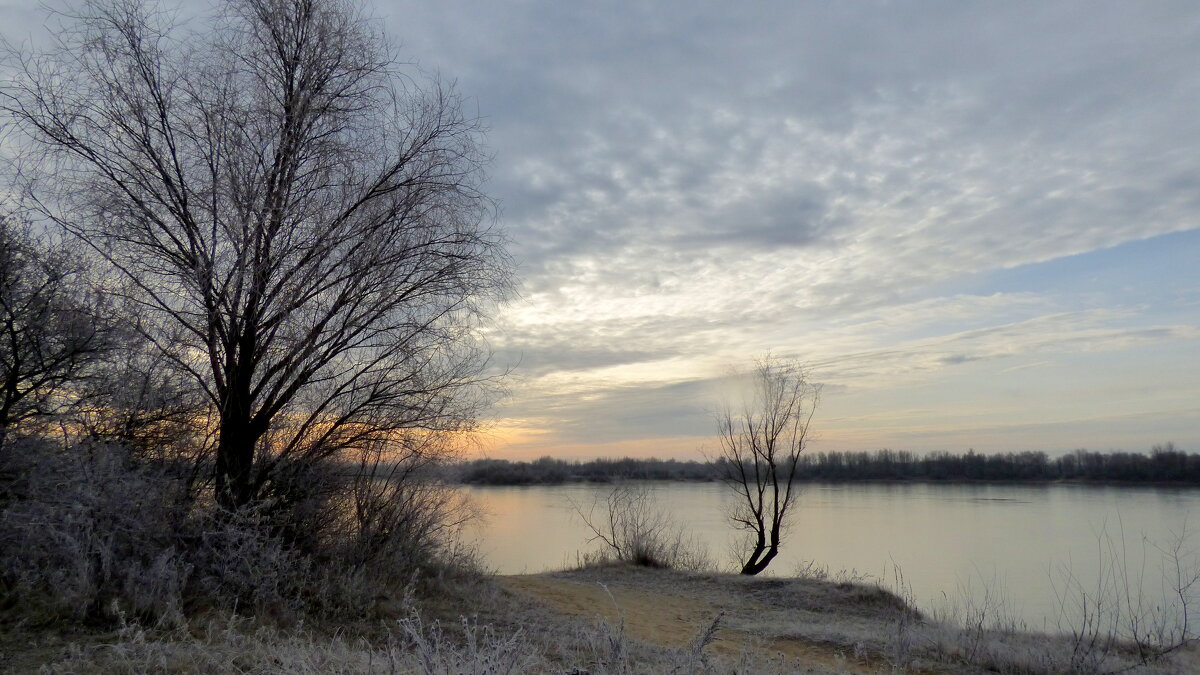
453;445;1200;487
461;475;1200;488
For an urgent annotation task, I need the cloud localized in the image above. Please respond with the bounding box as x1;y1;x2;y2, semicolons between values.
814;310;1200;386
7;0;1199;454
399;1;1200;288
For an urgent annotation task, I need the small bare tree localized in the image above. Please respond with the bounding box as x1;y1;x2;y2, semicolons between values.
572;485;711;570
2;0;510;509
0;215;111;449
715;357;820;575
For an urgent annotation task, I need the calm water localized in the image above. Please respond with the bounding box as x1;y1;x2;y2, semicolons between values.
463;481;1200;630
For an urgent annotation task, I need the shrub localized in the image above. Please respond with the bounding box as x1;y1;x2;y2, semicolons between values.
0;438;192;624
0;437;482;627
572;485;712;571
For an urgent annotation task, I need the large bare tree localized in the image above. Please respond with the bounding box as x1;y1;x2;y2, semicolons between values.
715;357;821;575
2;0;510;509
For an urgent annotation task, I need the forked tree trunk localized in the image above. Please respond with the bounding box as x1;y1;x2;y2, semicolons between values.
740;526;781;575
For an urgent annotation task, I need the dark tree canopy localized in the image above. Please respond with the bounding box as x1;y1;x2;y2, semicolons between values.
0;216;110;447
2;0;511;508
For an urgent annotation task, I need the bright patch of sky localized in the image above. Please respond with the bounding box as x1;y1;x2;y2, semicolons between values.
5;0;1198;457
394;0;1200;458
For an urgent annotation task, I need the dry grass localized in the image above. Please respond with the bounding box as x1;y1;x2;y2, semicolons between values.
3;569;871;674
498;564;1199;674
6;563;1198;674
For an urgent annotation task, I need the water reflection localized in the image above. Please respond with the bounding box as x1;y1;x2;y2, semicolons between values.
463;481;1200;629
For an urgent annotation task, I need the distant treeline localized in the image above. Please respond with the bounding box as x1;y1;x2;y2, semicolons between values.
456;456;715;484
456;444;1200;485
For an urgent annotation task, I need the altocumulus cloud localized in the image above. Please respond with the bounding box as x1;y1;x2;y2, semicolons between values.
383;0;1200;456
4;0;1195;455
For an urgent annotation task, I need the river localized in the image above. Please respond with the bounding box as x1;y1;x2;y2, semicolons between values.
463;481;1200;632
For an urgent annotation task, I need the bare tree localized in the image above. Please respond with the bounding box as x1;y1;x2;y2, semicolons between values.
715;357;820;575
2;0;510;509
0;215;110;449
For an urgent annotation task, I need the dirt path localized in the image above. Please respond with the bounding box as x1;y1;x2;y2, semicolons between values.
500;573;888;673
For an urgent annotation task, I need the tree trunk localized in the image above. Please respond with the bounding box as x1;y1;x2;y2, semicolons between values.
0;369;19;448
740;528;771;575
740;518;785;575
741;546;779;575
214;392;264;510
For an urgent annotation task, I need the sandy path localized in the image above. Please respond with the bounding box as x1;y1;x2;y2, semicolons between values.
500;574;884;673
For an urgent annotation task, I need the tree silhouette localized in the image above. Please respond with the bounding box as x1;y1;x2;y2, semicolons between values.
3;0;510;508
715;357;820;575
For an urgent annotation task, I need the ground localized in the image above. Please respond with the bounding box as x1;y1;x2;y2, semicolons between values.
4;564;1196;673
499;567;910;673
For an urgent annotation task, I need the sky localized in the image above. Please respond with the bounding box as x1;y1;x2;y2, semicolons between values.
6;1;1199;459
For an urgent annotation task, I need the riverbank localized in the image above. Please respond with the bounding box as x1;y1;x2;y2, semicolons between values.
6;564;1195;673
455;446;1200;486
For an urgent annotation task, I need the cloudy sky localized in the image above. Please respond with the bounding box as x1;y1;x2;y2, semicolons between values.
7;1;1199;458
395;0;1199;460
